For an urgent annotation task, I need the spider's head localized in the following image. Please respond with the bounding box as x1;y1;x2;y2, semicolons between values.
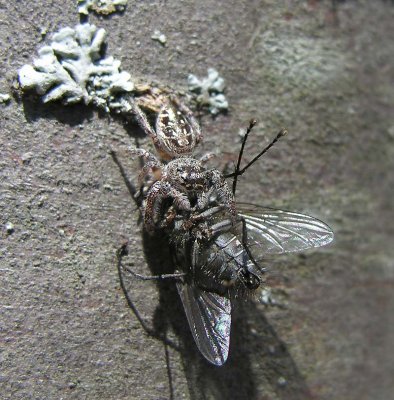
166;158;207;192
156;104;199;158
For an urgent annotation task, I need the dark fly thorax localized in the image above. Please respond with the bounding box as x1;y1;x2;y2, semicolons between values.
165;202;261;297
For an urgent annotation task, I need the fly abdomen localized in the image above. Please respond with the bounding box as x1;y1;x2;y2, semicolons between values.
205;232;260;290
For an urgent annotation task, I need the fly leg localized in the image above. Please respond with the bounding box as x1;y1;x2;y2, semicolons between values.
116;243;182;351
188;208;264;277
239;216;266;275
182;207;232;241
191;205;225;223
117;243;186;282
208;216;264;283
124;266;186;281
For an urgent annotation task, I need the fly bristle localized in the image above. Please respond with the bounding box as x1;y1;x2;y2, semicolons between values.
227;280;259;301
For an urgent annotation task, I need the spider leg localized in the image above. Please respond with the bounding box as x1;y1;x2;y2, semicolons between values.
196;185;216;210
144;181;191;233
131;102;169;155
129;147;161;164
137;163;160;186
199;152;216;164
129;147;163;186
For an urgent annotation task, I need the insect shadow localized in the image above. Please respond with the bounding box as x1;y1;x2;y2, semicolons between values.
111;150;315;400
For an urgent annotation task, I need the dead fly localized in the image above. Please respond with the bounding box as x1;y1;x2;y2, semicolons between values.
124;99;334;366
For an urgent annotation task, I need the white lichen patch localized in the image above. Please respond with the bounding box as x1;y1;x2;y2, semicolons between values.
77;0;127;15
188;68;228;115
18;23;134;112
151;30;167;46
0;93;11;104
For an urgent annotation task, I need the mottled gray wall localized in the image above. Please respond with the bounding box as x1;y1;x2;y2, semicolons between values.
1;1;393;399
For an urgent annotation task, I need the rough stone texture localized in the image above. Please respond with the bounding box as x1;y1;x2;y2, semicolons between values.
1;1;393;399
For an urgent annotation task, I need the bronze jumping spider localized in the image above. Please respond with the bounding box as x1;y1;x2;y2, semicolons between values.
130;96;236;232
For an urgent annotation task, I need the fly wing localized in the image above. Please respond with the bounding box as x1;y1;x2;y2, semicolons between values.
237;203;334;255
176;282;231;366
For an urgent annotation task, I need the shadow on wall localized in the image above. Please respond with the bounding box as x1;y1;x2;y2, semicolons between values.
18;92;148;140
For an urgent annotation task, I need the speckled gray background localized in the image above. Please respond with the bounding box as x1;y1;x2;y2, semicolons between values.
1;1;393;399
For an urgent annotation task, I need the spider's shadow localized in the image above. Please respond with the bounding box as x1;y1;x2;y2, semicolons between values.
112;151;314;400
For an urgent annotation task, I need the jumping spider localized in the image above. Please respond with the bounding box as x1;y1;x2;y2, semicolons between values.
130;95;236;232
129;95;286;235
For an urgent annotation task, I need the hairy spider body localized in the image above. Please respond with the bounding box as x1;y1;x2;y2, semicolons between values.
130;148;236;233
